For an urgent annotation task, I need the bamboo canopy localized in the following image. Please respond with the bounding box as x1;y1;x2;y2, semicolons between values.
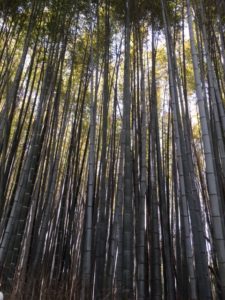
0;0;225;299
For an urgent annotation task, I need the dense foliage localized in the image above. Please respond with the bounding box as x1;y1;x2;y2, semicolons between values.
0;0;225;299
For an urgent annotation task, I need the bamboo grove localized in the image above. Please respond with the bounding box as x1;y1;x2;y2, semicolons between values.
0;0;225;299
